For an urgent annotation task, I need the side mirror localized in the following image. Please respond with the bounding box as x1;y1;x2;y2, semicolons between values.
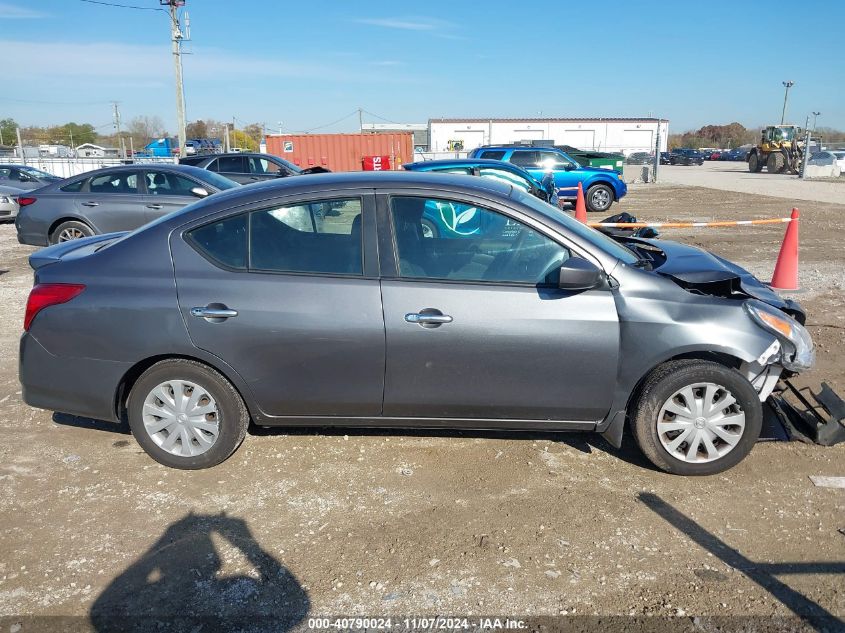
190;186;210;198
558;257;603;290
563;163;576;171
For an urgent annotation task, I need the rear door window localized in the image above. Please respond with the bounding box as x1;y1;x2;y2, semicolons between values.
250;199;363;275
508;151;540;168
89;172;139;194
215;156;247;173
479;150;506;160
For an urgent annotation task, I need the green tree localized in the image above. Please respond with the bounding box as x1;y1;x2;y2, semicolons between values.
242;123;264;146
0;118;18;146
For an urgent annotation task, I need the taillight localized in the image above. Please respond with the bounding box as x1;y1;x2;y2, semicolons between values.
24;284;85;331
17;197;37;207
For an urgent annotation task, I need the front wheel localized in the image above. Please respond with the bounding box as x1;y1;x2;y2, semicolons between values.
585;184;614;213
630;359;762;476
127;359;249;469
748;153;762;172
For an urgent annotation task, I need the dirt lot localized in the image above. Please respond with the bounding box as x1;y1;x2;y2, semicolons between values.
0;181;843;632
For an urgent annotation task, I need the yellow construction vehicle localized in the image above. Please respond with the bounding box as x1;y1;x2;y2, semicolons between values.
747;125;806;174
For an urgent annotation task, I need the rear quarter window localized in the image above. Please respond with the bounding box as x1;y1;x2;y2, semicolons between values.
186;214;247;270
60;179;86;192
479;150;506;160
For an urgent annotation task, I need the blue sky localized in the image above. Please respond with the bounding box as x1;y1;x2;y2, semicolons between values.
1;0;843;134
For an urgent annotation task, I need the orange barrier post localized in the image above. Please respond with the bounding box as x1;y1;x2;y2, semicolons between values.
770;208;800;290
574;182;587;223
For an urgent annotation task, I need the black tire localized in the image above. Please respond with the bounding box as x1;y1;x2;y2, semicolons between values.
420;218;439;239
50;220;94;244
748;153;762;172
585;183;614;213
127;359;249;469
629;359;762;476
767;152;786;174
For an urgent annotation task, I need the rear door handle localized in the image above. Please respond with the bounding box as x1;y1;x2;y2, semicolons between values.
405;312;453;325
81;201;99;207
191;306;238;320
146;204;163;210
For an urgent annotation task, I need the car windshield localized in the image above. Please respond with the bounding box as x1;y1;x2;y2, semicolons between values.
195;170;239;191
511;189;639;265
832;151;845;159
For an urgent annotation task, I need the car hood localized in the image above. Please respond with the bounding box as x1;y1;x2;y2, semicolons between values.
620;238;806;322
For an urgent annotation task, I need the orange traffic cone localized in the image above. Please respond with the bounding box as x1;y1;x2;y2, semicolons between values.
770;208;800;290
574;182;587;223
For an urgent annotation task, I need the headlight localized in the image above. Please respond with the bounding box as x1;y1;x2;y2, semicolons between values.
744;300;814;371
0;196;9;203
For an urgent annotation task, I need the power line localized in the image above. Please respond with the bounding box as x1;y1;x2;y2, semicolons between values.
300;110;360;133
362;109;399;124
78;0;167;12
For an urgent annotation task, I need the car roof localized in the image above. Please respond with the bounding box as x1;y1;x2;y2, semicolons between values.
405;158;529;170
176;170;514;214
46;163;221;186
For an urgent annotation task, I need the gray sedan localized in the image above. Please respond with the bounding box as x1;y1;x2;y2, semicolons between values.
0;164;62;190
19;172;814;475
15;164;238;245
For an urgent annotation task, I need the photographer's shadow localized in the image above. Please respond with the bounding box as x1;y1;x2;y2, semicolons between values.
90;512;309;632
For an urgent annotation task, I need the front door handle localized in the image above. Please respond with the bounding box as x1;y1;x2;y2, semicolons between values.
146;204;163;210
405;310;453;327
81;201;99;207
191;306;238;320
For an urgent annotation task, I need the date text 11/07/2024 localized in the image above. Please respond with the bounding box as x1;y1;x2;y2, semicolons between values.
306;617;528;630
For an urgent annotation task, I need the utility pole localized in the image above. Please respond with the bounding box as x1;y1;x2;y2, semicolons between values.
812;111;820;131
16;127;26;166
224;124;230;153
358;108;363;133
780;80;794;125
801;115;811;181
162;0;188;158
277;121;283;135
653;119;661;183
112;101;123;158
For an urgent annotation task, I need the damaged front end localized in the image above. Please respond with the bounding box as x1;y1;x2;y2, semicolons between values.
616;237;815;402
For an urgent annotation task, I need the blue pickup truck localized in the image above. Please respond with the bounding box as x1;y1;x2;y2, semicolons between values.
468;145;627;212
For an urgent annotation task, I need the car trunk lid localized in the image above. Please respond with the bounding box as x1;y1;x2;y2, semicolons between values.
28;232;128;271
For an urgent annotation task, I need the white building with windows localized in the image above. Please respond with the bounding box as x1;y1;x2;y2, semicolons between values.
428;118;669;154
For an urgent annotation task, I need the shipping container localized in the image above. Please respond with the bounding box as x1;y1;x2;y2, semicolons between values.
264;133;413;173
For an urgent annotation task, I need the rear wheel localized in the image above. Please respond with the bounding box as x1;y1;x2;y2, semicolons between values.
585;183;614;212
127;359;249;469
767;152;786;174
630;359;762;476
50;220;93;244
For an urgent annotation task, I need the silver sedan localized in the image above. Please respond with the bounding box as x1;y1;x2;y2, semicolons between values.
0;184;22;221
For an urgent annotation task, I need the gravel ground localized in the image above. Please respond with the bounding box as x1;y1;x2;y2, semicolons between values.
657;161;845;205
0;180;843;632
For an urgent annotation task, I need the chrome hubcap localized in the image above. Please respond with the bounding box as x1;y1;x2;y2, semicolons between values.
142;380;220;457
657;382;745;464
58;228;85;242
591;189;611;209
